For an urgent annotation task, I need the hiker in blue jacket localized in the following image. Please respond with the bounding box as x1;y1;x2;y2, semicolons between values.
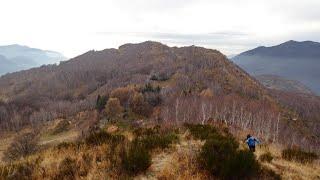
245;134;260;152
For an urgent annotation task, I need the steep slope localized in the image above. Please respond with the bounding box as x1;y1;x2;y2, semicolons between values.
255;75;314;95
269;89;320;141
0;44;66;76
232;40;320;94
0;41;318;151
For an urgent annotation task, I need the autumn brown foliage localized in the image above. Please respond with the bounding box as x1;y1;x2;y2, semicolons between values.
0;41;317;151
105;98;123;120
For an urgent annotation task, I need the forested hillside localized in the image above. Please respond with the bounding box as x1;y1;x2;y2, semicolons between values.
0;41;318;151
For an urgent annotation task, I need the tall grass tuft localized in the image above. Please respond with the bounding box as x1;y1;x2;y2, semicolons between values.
282;148;318;163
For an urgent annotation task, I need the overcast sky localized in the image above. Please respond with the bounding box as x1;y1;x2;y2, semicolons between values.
0;0;319;57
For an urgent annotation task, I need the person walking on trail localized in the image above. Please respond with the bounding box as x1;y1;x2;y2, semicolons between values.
245;134;260;152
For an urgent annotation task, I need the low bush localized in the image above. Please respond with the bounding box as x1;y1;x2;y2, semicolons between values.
121;141;151;175
221;150;260;179
197;124;260;179
54;157;78;180
259;152;274;163
3;132;38;161
144;92;162;107
199;137;238;175
119;126;178;175
282;148;318;163
134;127;179;151
150;73;171;81
184;123;219;140
136;132;178;151
85;131;111;146
133;126;160;136
85;131;125;146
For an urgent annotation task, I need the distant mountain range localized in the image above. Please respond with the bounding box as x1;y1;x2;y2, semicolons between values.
0;44;66;75
232;40;320;95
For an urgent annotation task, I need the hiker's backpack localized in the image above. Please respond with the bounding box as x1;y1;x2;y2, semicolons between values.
248;137;255;146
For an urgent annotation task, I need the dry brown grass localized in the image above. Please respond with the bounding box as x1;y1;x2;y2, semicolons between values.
156;145;208;180
8;143;121;179
134;133;207;180
256;144;320;180
1;122;319;180
0;133;15;162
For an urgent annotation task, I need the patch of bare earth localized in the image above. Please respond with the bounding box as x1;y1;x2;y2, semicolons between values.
39;130;79;146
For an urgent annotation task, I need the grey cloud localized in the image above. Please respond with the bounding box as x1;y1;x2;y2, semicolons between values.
97;31;258;55
112;0;198;13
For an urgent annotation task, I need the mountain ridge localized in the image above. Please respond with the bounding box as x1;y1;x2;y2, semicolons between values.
0;41;318;152
236;40;320;58
232;40;320;95
0;44;66;76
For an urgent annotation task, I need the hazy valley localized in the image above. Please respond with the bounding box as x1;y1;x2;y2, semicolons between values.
232;40;320;95
0;44;66;76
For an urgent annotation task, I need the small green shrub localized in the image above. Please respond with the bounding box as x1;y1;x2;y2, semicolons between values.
85;131;111;146
184;123;219;140
282;148;318;163
134;127;179;151
85;131;125;146
137;133;178;151
198;125;260;180
121;141;151;175
259;152;274;163
96;95;108;112
133;126;160;136
221;150;260;179
150;73;171;81
199;137;238;175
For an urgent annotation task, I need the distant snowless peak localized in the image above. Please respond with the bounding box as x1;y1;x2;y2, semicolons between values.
0;44;66;76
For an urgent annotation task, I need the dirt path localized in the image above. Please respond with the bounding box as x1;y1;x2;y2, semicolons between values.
135;134;203;180
134;151;173;180
39;130;79;146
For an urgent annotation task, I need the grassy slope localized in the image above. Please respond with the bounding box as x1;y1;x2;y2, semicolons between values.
1;120;319;179
255;145;320;180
